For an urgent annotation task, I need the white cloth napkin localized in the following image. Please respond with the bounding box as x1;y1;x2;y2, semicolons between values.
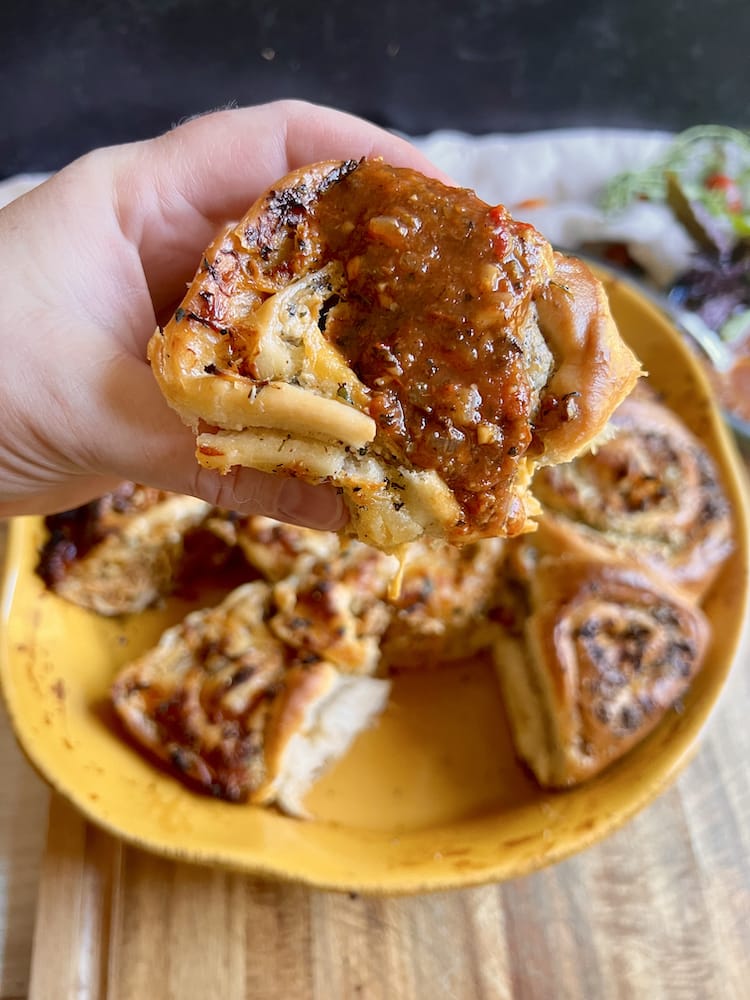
413;128;693;287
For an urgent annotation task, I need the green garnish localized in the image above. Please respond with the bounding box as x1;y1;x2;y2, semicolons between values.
720;310;750;344
601;125;750;246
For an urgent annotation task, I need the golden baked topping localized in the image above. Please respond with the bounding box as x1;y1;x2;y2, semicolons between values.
493;536;711;787
36;484;212;616
111;580;391;813
533;388;734;599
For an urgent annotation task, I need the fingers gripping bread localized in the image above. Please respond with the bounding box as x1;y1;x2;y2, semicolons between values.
149;160;641;550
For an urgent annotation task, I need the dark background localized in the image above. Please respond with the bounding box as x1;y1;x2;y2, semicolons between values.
2;0;748;179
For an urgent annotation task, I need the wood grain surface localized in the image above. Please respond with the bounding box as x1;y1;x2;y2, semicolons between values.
2;496;750;1000
0;699;47;1000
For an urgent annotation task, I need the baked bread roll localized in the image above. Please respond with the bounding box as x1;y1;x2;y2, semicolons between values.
148;159;642;551
270;540;397;674
112;580;389;816
37;484;212;615
205;513;504;669
381;537;505;667
533;388;734;600
204;512;342;582
493;529;710;787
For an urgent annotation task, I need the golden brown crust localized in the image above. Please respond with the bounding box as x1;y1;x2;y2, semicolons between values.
533;388;734;600
37;485;212;615
111;580;390;812
493;529;711;787
204;512;342;582
111;582;284;801
148;160;641;551
270;540;396;674
532;255;645;463
381;538;506;667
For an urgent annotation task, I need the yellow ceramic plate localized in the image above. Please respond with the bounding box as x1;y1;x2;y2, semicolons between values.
1;273;748;893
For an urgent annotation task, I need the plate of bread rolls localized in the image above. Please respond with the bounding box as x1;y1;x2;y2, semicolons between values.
1;160;747;891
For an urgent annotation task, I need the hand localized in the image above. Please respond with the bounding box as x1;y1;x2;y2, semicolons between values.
0;101;441;527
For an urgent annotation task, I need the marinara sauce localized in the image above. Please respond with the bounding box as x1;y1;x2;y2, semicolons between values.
250;160;552;535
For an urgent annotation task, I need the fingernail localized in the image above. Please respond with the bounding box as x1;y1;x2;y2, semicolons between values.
276;479;347;531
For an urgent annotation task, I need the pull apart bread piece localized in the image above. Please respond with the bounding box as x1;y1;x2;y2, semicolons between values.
533;387;734;601
206;511;505;670
270;539;397;674
112;578;391;817
37;483;212;615
148;159;642;551
201;513;396;675
381;537;506;667
492;526;710;787
203;512;342;582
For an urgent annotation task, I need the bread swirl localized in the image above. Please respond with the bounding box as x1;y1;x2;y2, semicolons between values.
492;528;711;787
533;388;734;600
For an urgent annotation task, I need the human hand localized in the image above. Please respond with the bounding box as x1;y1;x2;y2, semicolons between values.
0;101;442;525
